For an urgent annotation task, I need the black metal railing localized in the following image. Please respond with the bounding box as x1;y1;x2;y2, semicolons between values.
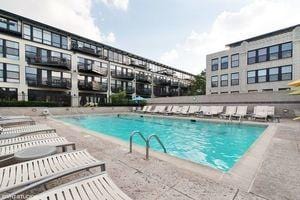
136;75;151;83
111;71;134;80
153;79;171;85
71;41;100;57
27;78;71;89
136;88;151;96
78;64;108;76
78;80;107;92
26;56;71;70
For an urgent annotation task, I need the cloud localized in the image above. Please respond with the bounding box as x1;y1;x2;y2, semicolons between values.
1;0;116;44
100;0;129;11
160;0;300;74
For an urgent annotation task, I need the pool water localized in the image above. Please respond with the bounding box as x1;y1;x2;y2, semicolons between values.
58;114;266;171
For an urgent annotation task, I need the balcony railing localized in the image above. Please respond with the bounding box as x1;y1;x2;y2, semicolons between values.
111;71;134;80
125;87;134;94
27;78;71;89
153;79;171;85
78;64;108;76
71;41;100;57
136;88;151;96
170;82;179;87
0;22;22;37
78;80;107;92
26;56;71;70
136;75;151;83
130;61;147;69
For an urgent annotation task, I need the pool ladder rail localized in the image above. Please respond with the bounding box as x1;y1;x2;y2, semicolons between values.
129;131;167;160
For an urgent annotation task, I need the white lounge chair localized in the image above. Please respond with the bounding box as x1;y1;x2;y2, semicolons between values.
144;105;153;113
0;137;75;160
164;105;173;114
157;105;166;114
253;106;274;121
28;172;132;200
204;106;223;117
232;106;248;121
187;105;200;115
0;124;56;139
0;118;35;127
150;106;159;113
220;106;237;119
137;106;148;113
167;106;179;115
179;106;190;115
0;133;58;147
0;115;32;121
0;150;105;196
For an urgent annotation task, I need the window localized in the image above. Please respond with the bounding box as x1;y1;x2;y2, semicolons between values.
269;68;279;82
25;67;37;84
281;65;292;80
211;76;218;87
258;48;267;62
0;63;3;82
281;42;292;58
220;74;228;87
247;50;256;64
25;45;37;58
247;71;256;84
258;69;267;83
33;27;42;43
269;45;279;60
23;24;31;40
211;58;218;71
8;20;17;31
0;39;3;57
231;73;239;86
221;56;228;69
61;36;68;49
231;54;239;68
0;17;7;29
0;87;18;101
43;30;51;45
52;33;61;47
6;64;19;83
5;40;19;60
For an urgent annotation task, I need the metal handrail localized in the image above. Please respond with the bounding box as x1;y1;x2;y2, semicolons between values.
129;131;147;153
146;134;167;160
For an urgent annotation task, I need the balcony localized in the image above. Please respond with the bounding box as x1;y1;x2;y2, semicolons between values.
136;88;151;96
130;60;147;69
26;56;71;70
136;75;151;83
78;64;108;76
170;81;179;87
0;22;22;37
78;81;107;92
111;71;134;80
71;41;100;57
153;79;171;86
27;78;71;89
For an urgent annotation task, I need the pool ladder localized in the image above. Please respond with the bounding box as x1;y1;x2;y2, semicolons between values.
129;131;167;160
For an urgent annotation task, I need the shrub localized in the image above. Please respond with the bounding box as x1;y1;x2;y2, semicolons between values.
0;101;59;107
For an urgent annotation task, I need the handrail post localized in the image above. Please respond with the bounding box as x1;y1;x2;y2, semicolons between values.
129;131;147;153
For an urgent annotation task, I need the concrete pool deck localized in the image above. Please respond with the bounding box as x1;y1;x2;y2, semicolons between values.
34;115;299;200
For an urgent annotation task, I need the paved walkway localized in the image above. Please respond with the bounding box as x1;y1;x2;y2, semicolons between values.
36;117;299;200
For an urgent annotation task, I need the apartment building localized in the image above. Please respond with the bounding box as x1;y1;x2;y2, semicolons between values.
206;25;300;95
0;9;194;106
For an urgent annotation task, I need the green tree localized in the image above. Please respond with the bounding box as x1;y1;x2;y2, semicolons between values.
110;91;127;104
189;70;206;95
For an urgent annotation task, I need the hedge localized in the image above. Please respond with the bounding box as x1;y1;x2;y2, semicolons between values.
0;101;59;107
98;100;146;107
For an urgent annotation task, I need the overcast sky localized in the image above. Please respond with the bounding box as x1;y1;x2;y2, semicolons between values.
1;0;300;74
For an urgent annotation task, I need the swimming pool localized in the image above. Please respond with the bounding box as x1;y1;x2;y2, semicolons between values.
58;114;266;171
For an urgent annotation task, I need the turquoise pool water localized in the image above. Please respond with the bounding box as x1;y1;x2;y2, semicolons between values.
58;114;266;171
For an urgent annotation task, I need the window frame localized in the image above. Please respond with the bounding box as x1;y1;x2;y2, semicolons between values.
231;72;239;86
211;58;219;71
211;75;218;87
231;54;239;68
220;74;228;87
